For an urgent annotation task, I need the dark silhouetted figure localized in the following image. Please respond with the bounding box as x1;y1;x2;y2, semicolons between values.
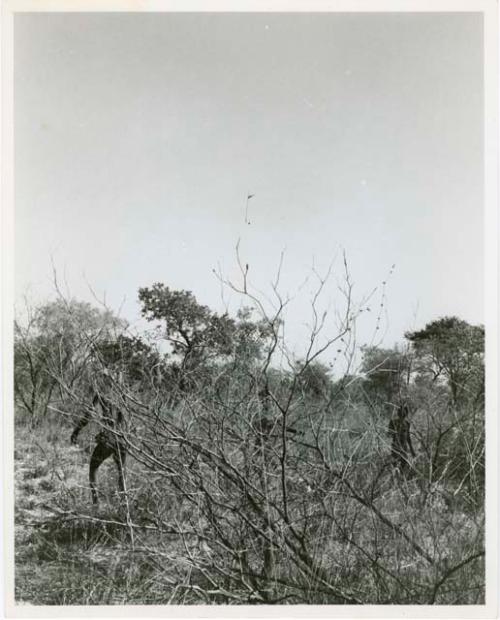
71;390;127;505
388;402;415;473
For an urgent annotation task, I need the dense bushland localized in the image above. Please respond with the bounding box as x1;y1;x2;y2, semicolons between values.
14;265;485;605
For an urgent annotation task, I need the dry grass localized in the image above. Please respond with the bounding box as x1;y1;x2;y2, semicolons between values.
14;413;485;606
15;420;189;605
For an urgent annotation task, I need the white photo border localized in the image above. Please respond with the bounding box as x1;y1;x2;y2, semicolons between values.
2;1;497;618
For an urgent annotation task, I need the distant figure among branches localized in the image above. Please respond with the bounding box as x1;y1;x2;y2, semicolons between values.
255;383;297;443
70;371;127;505
388;402;416;473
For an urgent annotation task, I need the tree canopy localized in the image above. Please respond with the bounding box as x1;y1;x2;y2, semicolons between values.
405;316;484;406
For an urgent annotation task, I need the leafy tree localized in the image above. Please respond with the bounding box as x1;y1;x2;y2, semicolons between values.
405;317;485;500
295;360;333;400
138;284;245;398
360;345;412;406
95;334;164;386
138;285;236;365
14;299;126;422
14;323;55;422
405;316;484;406
231;307;274;367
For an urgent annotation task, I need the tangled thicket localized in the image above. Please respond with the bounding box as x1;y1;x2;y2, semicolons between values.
14;266;485;605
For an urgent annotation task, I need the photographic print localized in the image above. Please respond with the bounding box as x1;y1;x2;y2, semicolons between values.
4;2;497;613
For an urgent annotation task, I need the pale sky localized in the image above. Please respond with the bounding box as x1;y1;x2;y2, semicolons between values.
15;12;484;362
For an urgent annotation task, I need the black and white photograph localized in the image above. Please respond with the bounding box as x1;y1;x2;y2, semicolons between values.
3;1;498;614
